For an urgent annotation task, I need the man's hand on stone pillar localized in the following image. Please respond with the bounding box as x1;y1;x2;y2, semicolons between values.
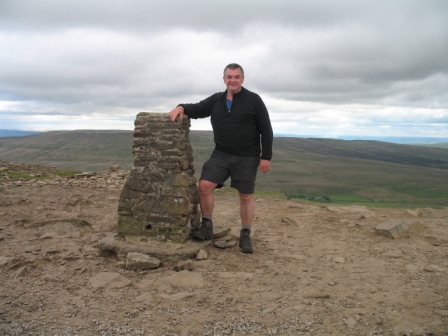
169;106;184;122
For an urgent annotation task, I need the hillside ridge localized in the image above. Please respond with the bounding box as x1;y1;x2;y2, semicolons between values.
1;130;448;169
1;130;448;206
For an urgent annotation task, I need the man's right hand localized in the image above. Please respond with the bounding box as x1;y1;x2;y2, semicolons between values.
169;106;184;122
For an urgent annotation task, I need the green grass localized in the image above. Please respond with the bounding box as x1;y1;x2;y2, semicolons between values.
312;192;446;209
388;184;448;199
327;193;373;203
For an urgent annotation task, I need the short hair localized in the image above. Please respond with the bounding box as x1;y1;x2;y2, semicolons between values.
223;63;244;77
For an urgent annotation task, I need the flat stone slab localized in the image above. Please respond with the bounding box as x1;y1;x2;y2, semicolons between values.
213;226;231;238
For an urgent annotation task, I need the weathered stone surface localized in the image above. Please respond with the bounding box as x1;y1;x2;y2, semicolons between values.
375;219;423;239
87;272;132;289
213;240;237;249
117;113;200;242
153;270;204;288
126;252;161;270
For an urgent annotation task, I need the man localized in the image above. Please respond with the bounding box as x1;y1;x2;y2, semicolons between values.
169;63;273;253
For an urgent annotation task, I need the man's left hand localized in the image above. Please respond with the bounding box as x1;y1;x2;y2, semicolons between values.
259;159;271;174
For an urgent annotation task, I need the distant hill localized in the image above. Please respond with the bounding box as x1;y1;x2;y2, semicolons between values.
414;142;448;149
0;130;133;172
1;130;448;206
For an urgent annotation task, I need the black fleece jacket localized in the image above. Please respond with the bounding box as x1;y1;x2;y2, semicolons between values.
179;87;273;160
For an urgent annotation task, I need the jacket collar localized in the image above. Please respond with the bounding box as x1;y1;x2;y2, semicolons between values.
223;86;246;98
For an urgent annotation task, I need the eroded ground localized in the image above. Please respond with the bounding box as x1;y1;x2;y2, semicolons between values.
0;163;447;335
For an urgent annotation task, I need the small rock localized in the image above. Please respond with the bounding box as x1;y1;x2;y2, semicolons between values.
225;296;238;306
369;313;384;325
159;292;195;301
135;292;154;303
383;250;403;258
174;259;193;272
0;256;11;267
213;240;237;249
110;164;121;172
260;292;284;301
15;266;29;278
116;261;126;268
281;217;297;225
126;252;160;270
346;316;357;329
423;264;446;272
196;249;208;260
392;322;428;335
434;309;448;317
261;306;277;315
303;293;330;299
213;226;231;238
333;257;346;263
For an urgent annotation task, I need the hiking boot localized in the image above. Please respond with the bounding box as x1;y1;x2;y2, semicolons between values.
192;218;214;241
239;229;253;253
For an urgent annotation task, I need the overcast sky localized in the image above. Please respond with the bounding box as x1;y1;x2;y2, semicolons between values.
1;0;447;138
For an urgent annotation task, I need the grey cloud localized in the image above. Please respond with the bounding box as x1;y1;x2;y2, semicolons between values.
2;0;446;33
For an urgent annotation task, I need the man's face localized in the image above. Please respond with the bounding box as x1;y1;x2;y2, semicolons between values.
223;68;244;94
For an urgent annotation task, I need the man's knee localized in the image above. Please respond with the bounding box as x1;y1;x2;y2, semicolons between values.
239;192;254;203
199;180;217;194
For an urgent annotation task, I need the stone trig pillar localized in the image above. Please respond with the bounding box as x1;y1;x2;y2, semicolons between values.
117;112;200;243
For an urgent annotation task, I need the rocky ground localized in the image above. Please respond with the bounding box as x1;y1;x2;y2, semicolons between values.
0;160;447;336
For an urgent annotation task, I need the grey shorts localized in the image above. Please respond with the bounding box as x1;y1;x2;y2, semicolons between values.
200;150;260;194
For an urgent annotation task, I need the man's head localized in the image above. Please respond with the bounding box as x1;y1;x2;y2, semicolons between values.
223;63;245;94
223;63;245;77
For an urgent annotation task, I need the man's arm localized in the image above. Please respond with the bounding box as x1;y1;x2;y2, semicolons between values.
169;106;184;122
255;96;273;161
259;159;271;173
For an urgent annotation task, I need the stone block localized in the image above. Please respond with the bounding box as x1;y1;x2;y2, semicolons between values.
171;174;196;187
117;113;200;240
117;214;141;234
375;219;423;239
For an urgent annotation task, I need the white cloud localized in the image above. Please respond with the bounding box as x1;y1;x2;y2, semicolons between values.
0;0;447;137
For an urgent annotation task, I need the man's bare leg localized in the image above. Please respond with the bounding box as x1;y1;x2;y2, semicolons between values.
238;192;255;253
191;179;217;241
198;180;217;217
239;192;255;226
